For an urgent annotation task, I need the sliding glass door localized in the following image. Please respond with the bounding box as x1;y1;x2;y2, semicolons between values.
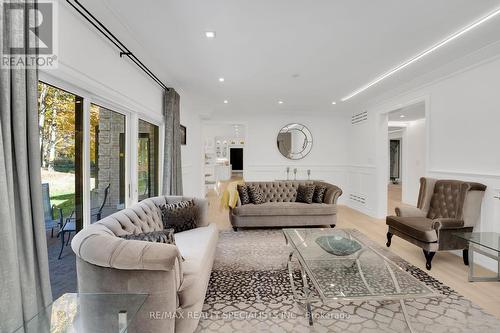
138;119;159;201
90;104;126;221
38;81;84;298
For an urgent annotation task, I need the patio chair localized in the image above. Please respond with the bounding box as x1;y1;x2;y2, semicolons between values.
42;183;63;238
58;184;110;259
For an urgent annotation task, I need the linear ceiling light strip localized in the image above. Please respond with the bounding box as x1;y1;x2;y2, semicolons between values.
341;7;500;102
66;0;169;91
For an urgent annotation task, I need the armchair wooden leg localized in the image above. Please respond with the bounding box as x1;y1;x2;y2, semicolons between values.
423;250;436;270
386;232;393;247
463;249;469;266
330;224;336;229
232;227;238;232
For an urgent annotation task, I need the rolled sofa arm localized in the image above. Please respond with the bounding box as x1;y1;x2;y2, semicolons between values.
71;224;183;283
395;206;426;217
315;181;343;204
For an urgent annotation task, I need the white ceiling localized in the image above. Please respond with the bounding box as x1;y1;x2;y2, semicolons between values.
82;0;500;116
388;101;426;122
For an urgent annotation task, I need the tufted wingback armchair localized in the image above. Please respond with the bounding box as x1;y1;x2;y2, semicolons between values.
386;177;486;270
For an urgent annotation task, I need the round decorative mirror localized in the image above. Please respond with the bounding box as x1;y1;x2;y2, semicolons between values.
276;123;313;160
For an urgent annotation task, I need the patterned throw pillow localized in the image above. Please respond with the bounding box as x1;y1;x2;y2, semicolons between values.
296;184;315;204
237;184;251;205
248;185;266;204
119;228;176;245
313;185;327;203
159;199;198;233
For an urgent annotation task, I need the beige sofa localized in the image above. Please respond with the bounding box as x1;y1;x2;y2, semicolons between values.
71;196;218;333
229;181;342;230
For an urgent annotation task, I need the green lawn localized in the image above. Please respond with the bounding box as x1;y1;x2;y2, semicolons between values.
50;192;75;218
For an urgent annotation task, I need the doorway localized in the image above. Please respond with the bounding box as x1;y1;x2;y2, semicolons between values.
230;147;244;172
386;101;426;213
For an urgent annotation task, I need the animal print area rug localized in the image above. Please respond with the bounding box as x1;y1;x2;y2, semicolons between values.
196;229;500;332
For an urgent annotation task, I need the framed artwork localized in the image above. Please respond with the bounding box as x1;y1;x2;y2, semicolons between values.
180;125;187;145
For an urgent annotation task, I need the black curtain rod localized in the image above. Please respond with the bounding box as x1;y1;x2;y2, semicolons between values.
66;0;169;91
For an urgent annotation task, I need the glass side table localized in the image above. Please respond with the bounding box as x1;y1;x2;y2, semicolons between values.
13;293;148;333
454;232;500;282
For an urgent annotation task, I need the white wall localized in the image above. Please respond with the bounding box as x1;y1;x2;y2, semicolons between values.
180;107;204;197
40;2;205;198
402;119;426;205
206;112;352;204
43;1;164;120
349;55;500;269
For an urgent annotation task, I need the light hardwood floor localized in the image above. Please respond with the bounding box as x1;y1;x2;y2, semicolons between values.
206;179;500;319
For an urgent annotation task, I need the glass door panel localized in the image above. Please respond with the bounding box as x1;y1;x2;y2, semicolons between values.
38;81;83;298
138;119;159;201
90;104;126;221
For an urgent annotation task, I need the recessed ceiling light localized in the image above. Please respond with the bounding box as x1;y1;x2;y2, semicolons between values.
218;77;225;82
223;100;228;104
341;7;500;102
205;31;216;39
331;101;337;105
278;100;284;104
400;115;406;118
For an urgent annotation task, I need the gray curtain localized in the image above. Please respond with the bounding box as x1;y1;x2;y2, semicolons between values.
0;1;53;331
162;88;183;195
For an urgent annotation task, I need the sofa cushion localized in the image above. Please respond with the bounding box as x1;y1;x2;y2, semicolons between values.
175;224;218;307
296;184;315;204
248;184;267;204
237;184;251;205
233;202;336;217
386;216;438;243
313;185;327;203
119;228;176;244
160;199;198;233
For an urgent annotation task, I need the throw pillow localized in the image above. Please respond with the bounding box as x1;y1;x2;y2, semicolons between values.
313;185;327;203
237;184;251;205
296;184;315;204
248;184;266;204
159;199;199;233
119;228;176;244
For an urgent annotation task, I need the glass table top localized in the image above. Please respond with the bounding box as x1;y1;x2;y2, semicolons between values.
13;293;148;333
283;228;437;302
454;232;500;252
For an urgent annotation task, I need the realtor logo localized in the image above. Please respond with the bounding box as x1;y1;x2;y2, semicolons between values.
2;0;58;68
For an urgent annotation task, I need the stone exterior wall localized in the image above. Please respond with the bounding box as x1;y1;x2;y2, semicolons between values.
96;109;125;212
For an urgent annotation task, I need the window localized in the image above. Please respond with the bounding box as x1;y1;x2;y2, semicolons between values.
90;104;126;221
138;119;159;200
39;81;84;233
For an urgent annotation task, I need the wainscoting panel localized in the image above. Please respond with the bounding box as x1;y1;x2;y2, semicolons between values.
345;165;377;216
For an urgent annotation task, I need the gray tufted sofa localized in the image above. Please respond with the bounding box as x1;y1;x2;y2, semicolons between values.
71;196;218;333
230;181;342;230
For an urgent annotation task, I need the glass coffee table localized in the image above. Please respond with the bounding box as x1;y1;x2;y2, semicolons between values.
12;293;148;333
283;228;438;331
454;232;500;282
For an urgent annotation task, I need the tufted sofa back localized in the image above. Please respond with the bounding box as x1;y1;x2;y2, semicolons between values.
95;196;208;237
427;180;470;220
244;181;317;203
71;196;208;272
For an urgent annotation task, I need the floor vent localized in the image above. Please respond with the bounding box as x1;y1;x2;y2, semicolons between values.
350;193;366;205
352;111;368;125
